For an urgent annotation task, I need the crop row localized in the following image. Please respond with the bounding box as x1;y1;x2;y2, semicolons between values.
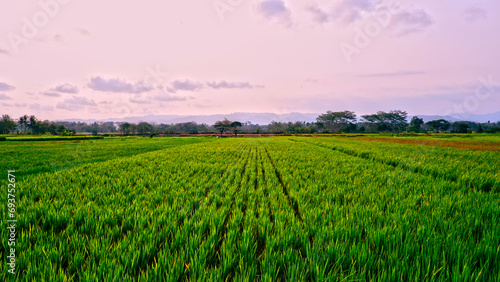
293;137;500;192
1;137;499;280
257;138;500;280
0;137;212;179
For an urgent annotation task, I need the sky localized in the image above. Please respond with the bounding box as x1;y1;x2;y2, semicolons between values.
0;0;499;121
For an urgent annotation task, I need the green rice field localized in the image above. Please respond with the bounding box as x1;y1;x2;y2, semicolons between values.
1;136;499;281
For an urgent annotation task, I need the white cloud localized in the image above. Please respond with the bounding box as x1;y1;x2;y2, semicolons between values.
87;76;154;93
40;91;61;97
332;0;378;23
51;83;79;93
154;92;187;101
307;4;331;24
166;80;203;93
0;82;15;91
0;47;10;56
389;9;433;36
207;81;261;89
30;103;54;111
257;0;293;27
63;96;97;106
129;95;152;104
56;102;83;111
0;93;12;100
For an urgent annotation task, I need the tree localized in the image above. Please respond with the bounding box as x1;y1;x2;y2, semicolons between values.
425;119;451;133
214;118;232;137
230;121;242;136
91;122;99;136
137;122;152;135
316;111;356;133
28;115;37;133
119;122;132;135
0;115;17;134
268;121;285;134
18;115;28;133
452;121;470;133
408;116;424;133
362;110;408;133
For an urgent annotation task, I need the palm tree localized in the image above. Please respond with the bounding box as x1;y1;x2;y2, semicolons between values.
18;115;28;134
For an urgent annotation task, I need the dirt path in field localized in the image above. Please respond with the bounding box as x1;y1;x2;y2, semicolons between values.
343;137;500;151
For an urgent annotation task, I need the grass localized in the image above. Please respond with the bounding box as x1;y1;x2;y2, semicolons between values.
1;136;499;280
0;137;213;178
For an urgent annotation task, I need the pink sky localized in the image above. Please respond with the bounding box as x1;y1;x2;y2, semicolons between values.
0;0;499;120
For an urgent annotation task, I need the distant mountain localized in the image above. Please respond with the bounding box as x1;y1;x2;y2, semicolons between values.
59;111;500;124
61;112;320;125
417;111;500;123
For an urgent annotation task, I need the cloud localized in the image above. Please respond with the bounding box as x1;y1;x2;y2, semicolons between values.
51;83;79;93
307;4;332;24
63;96;97;106
2;102;27;107
464;7;486;22
166;80;203;93
0;47;11;56
389;9;433;36
40;91;61;97
154;92;187;101
207;81;262;89
330;0;378;23
87;76;154;93
257;0;292;27
30;103;54;111
129;95;152;104
0;82;15;91
56;102;83;111
0;93;12;100
355;70;426;77
75;27;91;36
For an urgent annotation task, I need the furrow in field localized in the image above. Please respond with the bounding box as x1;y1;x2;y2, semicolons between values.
170;144;250;280
166;143;244;247
258;149;275;228
263;147;304;224
258;143;314;281
206;147;251;270
265;138;500;280
293;138;499;193
16;140;248;280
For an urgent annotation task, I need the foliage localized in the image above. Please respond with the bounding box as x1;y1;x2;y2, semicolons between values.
214;118;232;136
426;119;451;132
316;110;356;133
408;116;424;132
1;137;499;280
361;110;408;133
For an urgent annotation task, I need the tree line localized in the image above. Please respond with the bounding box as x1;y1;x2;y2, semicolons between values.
1;111;499;136
313;110;500;134
0;114;73;135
